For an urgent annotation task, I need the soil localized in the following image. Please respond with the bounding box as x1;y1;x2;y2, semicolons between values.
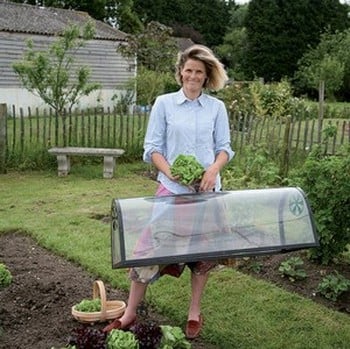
235;251;350;314
0;232;217;349
0;232;349;349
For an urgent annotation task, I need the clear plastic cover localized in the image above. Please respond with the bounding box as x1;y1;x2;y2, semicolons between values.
111;187;318;268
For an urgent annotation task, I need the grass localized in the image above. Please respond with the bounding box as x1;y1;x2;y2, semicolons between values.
1;163;350;348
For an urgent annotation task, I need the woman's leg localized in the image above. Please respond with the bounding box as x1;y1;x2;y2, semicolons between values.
119;280;148;324
111;184;169;328
185;271;209;339
188;271;209;320
186;261;217;338
103;280;147;331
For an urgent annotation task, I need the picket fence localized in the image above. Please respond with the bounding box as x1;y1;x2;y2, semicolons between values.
0;104;349;174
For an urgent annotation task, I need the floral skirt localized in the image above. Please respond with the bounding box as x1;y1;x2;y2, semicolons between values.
128;183;218;284
129;261;218;284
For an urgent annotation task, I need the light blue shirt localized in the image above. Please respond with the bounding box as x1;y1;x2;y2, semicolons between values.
143;89;235;194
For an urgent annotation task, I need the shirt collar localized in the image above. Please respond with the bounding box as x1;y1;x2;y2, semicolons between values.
175;88;206;107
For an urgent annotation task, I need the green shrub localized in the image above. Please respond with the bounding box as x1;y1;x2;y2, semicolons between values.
217;79;310;121
223;145;281;189
290;145;350;264
0;263;13;288
248;260;264;274
317;272;350;301
278;256;307;282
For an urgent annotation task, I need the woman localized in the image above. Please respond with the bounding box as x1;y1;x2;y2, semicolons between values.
104;44;234;339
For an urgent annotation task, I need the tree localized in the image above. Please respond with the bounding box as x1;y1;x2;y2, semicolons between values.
13;21;101;116
119;21;178;73
216;4;249;79
117;21;179;105
243;0;350;82
108;0;143;33
295;29;350;100
132;66;177;106
132;0;234;46
297;54;344;101
216;28;248;79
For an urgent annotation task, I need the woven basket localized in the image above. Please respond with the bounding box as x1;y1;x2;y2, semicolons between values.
71;280;126;323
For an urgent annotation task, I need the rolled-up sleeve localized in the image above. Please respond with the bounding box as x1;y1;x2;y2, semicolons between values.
143;97;166;163
214;100;235;161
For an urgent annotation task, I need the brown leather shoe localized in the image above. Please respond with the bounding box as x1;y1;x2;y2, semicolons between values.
185;314;204;339
102;317;136;333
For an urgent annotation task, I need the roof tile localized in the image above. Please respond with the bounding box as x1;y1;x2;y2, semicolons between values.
0;0;127;41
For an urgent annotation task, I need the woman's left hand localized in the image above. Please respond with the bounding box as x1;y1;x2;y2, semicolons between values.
199;164;219;192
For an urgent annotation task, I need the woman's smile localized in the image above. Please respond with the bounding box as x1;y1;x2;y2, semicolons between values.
181;58;207;99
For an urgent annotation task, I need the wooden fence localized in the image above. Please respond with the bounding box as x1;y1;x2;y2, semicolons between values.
4;104;149;151
230;112;350;154
0;103;349;174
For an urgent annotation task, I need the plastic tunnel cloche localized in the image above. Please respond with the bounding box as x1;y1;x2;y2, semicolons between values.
110;187;319;268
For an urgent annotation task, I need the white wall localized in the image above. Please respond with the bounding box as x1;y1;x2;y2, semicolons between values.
1;87;132;116
0;32;136;116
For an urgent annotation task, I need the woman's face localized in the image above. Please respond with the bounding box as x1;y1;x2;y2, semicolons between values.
180;58;207;96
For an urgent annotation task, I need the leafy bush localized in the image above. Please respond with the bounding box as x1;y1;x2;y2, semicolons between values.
290;145;350;264
223;145;281;189
317;272;350;301
217;81;256;118
0;263;12;288
133;67;177;106
217;79;310;121
247;260;264;274
278;257;307;282
249;79;301;119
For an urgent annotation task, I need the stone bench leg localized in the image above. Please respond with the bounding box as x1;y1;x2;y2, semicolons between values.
103;156;115;179
56;155;70;176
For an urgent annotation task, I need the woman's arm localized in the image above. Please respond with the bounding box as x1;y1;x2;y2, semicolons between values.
199;150;229;192
151;152;177;181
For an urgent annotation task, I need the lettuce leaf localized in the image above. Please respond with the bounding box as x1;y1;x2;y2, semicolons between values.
159;325;191;349
170;155;204;186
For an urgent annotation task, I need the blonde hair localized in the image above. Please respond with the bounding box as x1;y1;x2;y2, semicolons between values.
175;44;228;91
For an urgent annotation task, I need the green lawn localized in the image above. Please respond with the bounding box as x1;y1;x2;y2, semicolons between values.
1;163;350;348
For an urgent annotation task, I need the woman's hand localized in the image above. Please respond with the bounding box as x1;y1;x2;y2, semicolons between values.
199;164;219;192
198;151;229;192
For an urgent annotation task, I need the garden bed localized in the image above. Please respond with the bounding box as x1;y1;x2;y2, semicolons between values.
0;232;349;349
0;232;217;349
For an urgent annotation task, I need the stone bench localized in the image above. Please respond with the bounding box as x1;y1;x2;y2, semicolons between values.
48;147;125;179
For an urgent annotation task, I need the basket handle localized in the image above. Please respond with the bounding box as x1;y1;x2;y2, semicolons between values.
93;280;107;320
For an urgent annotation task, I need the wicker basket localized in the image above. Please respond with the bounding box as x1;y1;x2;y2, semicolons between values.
71;280;126;323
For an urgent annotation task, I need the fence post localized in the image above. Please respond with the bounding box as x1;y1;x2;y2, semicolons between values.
0;103;7;174
318;80;325;144
279;115;291;178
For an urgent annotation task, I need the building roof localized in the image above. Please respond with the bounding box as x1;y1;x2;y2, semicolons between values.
0;0;127;41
